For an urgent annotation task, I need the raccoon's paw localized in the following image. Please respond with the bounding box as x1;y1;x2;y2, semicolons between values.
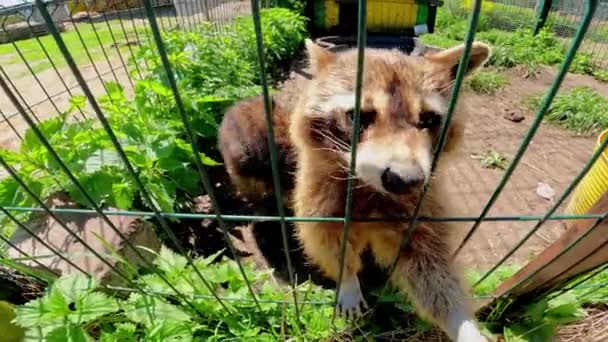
336;277;368;320
455;320;489;342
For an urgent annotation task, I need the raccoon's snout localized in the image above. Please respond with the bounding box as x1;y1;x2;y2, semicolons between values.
381;166;424;194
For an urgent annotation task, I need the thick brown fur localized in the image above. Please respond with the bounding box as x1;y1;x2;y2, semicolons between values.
218;95;296;203
218;40;491;341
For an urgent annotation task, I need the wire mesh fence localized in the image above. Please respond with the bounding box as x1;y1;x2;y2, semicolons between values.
0;0;607;340
445;0;608;67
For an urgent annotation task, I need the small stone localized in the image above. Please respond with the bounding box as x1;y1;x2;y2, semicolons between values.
504;110;525;123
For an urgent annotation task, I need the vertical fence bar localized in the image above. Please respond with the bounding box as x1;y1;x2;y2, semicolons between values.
143;0;264;311
453;0;599;258
249;0;300;319
533;0;553;35
0;71;205;305
0;203;90;277
376;0;483;294
335;0;367;311
23;11;87;120
34;0;230;314
0;234;61;279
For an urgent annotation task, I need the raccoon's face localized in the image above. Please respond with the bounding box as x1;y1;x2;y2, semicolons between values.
298;39;490;195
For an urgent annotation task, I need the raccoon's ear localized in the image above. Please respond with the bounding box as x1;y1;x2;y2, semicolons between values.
305;38;336;75
425;42;491;78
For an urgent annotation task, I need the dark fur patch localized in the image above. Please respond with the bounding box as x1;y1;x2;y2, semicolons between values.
386;73;411;126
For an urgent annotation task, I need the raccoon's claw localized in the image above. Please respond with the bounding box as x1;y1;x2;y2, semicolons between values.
336;277;368;320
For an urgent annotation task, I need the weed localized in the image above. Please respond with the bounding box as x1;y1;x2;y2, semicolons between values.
472;150;510;170
11;247;348;341
528;87;608;135
593;69;608;83
465;69;509;95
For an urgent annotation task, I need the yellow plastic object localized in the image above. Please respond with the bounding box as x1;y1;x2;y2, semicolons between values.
324;0;421;32
565;129;608;216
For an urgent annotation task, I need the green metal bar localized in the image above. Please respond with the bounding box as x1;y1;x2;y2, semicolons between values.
533;0;553;35
3;206;605;223
0;204;84;277
0;66;205;311
23;11;87;120
97;4;136;89
34;0;230;315
335;0;367;312
0;152;113;279
547;264;608;300
514;213;608;299
0;236;61;278
250;0;300;319
0;18;63;118
0;108;22;141
141;0;263;312
453;0;599;258
0;67;41;124
474;124;608;288
63;5;113;95
375;0;483;298
402;0;482;250
494;211;607;299
113;8;144;80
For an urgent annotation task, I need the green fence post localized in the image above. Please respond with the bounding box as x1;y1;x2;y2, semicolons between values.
533;0;553;35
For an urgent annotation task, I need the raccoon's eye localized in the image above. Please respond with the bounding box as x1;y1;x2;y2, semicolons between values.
417;111;442;130
346;109;377;131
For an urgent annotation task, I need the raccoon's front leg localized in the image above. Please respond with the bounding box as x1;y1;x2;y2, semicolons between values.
296;222;368;319
391;237;487;342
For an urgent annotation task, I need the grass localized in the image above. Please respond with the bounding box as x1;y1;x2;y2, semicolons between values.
465;69;509;94
0;20;140;75
527;87;608;135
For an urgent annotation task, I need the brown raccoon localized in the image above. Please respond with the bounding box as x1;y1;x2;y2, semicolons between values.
218;95;297;203
218;39;491;342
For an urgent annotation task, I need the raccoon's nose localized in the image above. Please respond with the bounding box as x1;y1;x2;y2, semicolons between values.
381;167;424;194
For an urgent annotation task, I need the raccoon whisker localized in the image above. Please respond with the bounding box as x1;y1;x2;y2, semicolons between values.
313;129;351;151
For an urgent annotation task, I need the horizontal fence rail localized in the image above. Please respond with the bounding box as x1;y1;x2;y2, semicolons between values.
0;0;607;339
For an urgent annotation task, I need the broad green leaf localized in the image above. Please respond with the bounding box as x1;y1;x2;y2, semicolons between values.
155;245;188;275
123;293;190;328
111;183;135;209
145;180;176;212
525;299;548;323
55;274;98;303
200;153;220;166
100;323;138;342
14;286;68;328
68;96;86;111
70;292;119;324
146;320;194;342
47;325;93;342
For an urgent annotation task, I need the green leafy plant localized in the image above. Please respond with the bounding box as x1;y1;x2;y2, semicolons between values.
423;7;602;78
593;69;608;83
528;87;608;135
472;150;510;170
0;8;307;239
503;294;584;342
13;247;347;341
465;69;509;94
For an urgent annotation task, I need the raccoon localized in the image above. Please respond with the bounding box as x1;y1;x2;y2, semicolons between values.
218;39;491;342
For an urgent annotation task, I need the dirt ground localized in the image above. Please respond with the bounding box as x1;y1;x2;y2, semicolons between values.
275;63;608;271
